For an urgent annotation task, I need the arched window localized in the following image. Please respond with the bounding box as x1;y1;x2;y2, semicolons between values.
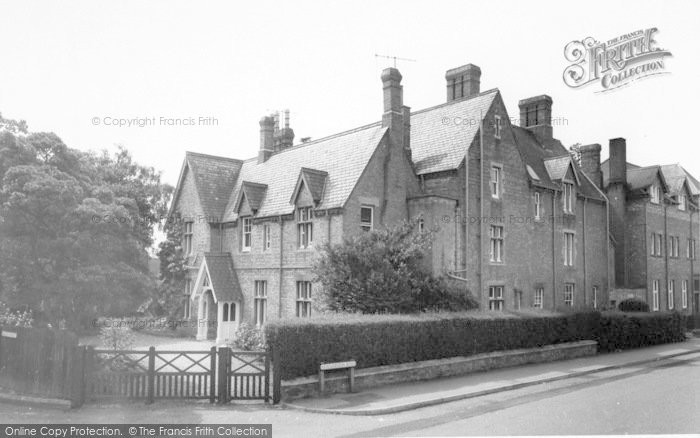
222;303;229;322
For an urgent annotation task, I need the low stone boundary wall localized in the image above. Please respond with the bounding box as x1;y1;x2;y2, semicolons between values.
281;340;597;400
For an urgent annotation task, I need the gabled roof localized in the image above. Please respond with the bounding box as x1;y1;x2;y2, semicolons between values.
195;253;243;303
627;166;668;192
410;89;499;174
233;181;268;214
289;167;328;205
222;124;387;221
511;126;603;200
543;155;580;185
660;164;700;196
171;152;243;221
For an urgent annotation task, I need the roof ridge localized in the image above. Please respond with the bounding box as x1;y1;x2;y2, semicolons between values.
239;122;385;163
186;151;243;163
411;88;500;117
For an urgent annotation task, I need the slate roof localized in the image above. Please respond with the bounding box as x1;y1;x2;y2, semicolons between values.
202;253;243;302
543;156;574;181
234;181;268;213
601;160;699;195
410;89;498;175
299;168;328;203
511;126;604;200
172;152;243;221
660;164;700;195
222;124;387;221
626;166;666;191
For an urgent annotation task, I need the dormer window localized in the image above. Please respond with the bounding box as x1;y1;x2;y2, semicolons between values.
563;183;575;214
297;207;313;249
241;217;252;252
650;185;660;204
678;194;686;211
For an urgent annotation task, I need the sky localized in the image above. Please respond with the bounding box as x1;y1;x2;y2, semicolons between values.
1;0;699;188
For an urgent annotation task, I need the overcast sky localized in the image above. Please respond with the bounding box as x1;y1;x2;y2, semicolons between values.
1;0;698;187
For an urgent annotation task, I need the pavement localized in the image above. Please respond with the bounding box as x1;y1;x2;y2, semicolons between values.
284;336;700;416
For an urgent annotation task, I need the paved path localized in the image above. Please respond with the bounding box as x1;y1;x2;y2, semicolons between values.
285;337;700;415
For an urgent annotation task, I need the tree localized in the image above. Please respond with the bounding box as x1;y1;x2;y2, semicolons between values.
313;219;478;314
155;218;187;318
0;112;171;329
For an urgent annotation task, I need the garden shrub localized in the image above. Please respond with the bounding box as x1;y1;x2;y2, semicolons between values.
99;325;136;350
229;323;265;351
617;298;650;312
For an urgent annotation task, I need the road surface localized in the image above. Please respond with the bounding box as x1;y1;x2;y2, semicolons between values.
1;353;698;436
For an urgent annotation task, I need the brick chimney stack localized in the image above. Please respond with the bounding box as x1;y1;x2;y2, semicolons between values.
382;67;405;151
607;137;628;287
445;64;481;101
579;143;602;188
608;138;627;185
258;115;274;164
273;109;295;151
518;95;553;143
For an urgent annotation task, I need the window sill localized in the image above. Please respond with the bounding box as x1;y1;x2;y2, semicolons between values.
241;248;251;253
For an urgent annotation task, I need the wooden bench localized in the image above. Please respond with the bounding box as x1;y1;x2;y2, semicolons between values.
319;360;356;393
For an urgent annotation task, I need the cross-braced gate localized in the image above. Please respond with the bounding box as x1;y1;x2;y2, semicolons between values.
217;347;270;403
86;346;269;404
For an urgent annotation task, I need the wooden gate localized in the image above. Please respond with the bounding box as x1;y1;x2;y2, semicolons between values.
86;346;269;404
0;326;83;404
217;348;270;403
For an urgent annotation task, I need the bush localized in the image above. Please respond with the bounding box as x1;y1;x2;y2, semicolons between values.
228;323;265;351
617;298;649;312
0;302;32;327
314;219;478;313
595;311;686;352
265;311;600;380
99;325;135;350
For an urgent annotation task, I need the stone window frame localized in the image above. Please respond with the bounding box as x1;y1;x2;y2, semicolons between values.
687;238;696;260
562;181;575;214
534;192;542;220
297;206;314;249
652;279;660;311
650;232;663;257
682;280;688;309
263;224;271;251
296;281;312;318
678;194;686;211
564;283;575;307
488;285;504;311
489;225;504;263
534;287;544;309
494;115;502;140
183;221;194;255
592;286;599;310
563;230;575;267
360;205;374;232
490;163;503;200
254;280;267;326
668;235;680;258
241;217;252;252
650;185;660;204
668;280;675;310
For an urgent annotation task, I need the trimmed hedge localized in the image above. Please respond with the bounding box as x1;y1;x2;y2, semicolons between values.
266;310;689;380
596;311;686;351
617;298;650;312
265;311;599;380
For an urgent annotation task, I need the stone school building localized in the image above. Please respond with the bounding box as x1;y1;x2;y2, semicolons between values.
168;62;697;343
